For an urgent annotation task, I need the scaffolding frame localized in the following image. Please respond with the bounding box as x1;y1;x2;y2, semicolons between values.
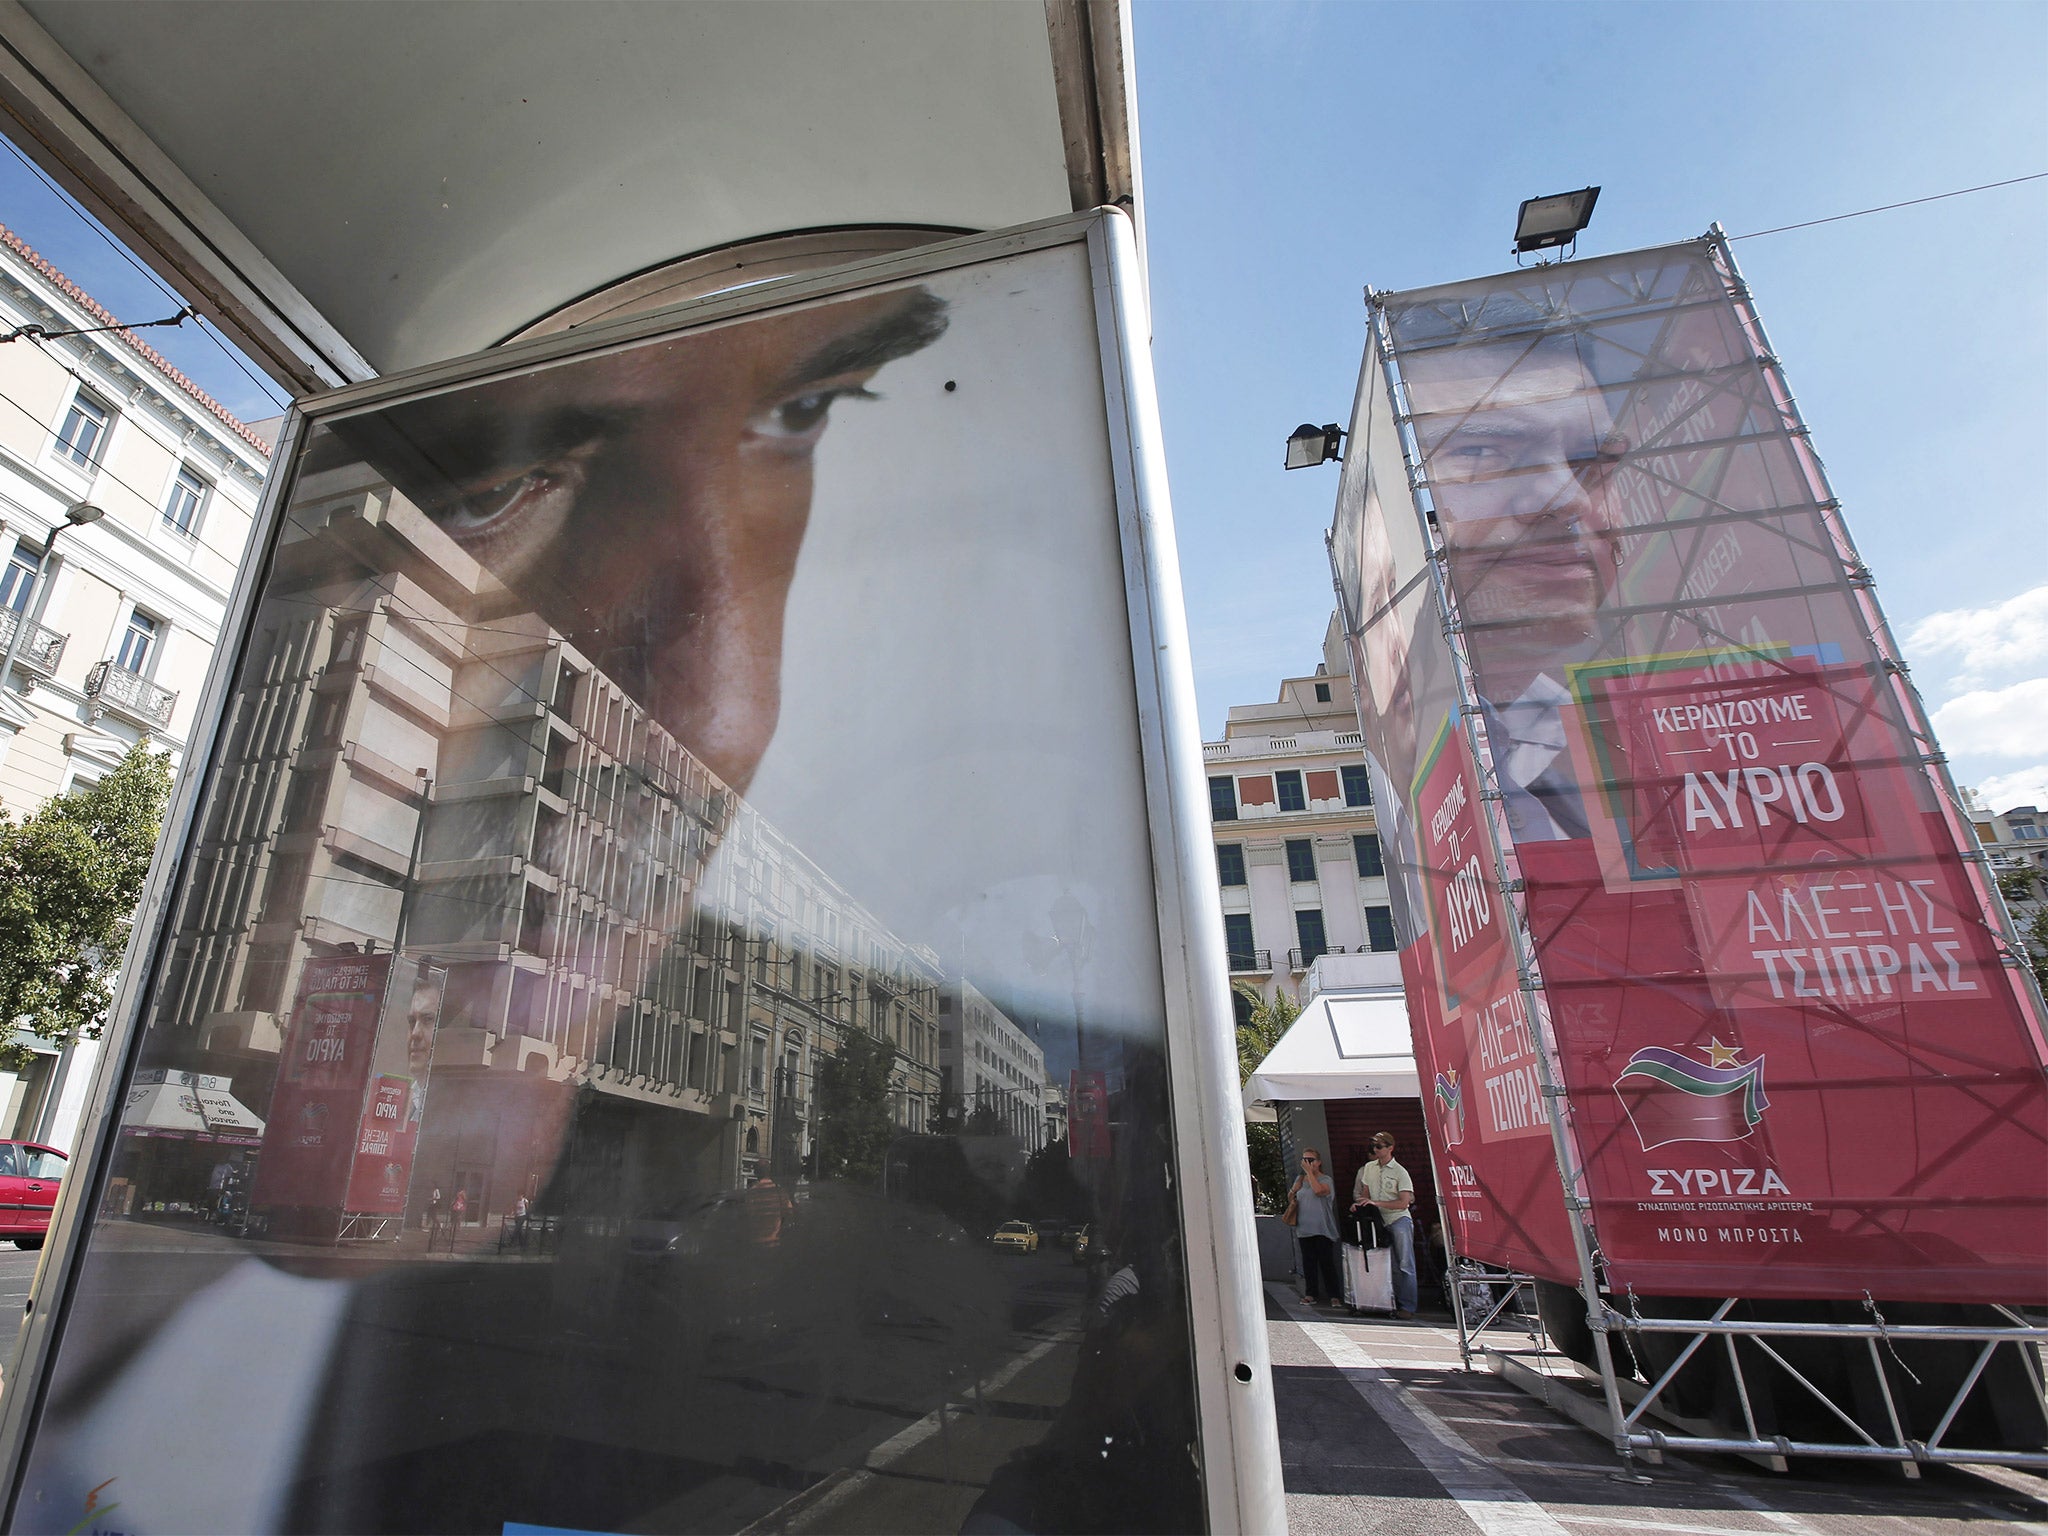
1360;229;2048;1479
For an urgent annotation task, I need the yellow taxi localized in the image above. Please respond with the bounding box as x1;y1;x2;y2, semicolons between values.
988;1220;1040;1254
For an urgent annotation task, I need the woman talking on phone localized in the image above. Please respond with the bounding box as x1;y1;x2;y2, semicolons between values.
1289;1148;1342;1308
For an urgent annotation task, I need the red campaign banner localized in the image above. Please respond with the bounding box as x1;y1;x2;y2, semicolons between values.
1407;723;1576;1281
343;1075;419;1214
1068;1070;1111;1159
1521;651;2048;1303
251;954;390;1211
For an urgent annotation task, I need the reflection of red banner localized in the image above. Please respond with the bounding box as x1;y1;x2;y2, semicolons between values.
1069;1071;1110;1159
343;1075;419;1213
252;954;389;1212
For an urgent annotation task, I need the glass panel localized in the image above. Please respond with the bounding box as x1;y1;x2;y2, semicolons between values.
57;396;106;466
1223;913;1256;966
1340;763;1372;807
19;238;1208;1534
1284;838;1315;883
1216;843;1246;887
1274;770;1306;813
0;545;37;613
0;1144;20;1177
1208;774;1237;821
26;1149;65;1180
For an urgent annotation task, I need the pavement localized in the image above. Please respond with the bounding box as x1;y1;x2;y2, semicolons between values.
1266;1282;2048;1536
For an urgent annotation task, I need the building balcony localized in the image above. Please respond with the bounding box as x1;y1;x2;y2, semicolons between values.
1288;944;1342;972
0;608;66;682
1226;948;1272;975
85;659;177;729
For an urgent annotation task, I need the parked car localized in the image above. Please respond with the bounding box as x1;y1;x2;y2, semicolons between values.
0;1142;66;1249
988;1220;1039;1254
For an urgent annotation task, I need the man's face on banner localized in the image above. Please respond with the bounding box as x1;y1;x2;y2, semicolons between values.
1408;336;1625;670
375;289;945;794
406;978;441;1081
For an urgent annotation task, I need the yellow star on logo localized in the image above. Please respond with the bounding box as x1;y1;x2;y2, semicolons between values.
1703;1038;1742;1069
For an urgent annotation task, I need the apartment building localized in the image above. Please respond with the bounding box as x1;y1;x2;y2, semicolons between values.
0;224;269;1148
131;457;940;1227
1207;615;1394;1007
938;973;1046;1144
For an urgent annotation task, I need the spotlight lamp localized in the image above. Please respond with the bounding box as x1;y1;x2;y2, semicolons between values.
1514;186;1601;256
1283;423;1345;471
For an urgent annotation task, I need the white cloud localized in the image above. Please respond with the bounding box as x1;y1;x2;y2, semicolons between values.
1930;677;2048;758
1972;765;2048;814
1906;584;2048;690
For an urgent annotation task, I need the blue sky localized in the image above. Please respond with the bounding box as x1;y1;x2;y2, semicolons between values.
1137;0;2048;812
0;3;2041;807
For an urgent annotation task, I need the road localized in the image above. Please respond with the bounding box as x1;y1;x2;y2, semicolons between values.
1267;1285;2048;1536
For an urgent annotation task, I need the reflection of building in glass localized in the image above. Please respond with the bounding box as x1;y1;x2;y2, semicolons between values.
136;456;941;1226
939;973;1045;1143
0;225;271;1153
1205;614;1392;1008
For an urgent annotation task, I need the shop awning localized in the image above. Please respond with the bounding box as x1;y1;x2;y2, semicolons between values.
120;1074;266;1146
1243;990;1419;1123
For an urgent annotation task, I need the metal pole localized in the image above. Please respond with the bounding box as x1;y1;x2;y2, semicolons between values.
1370;295;1641;1470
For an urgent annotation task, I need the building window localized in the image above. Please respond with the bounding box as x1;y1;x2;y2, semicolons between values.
1231;988;1253;1030
1284;838;1316;883
1275;770;1306;813
56;393;109;468
1223;913;1257;968
1216;843;1246;887
116;610;158;673
1;543;39;614
163;467;208;537
1353;832;1384;878
1341;764;1373;807
1209;775;1238;822
1314;681;1331;703
1364;905;1397;952
1294;909;1328;963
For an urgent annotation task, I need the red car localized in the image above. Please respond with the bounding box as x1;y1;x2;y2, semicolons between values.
0;1142;66;1249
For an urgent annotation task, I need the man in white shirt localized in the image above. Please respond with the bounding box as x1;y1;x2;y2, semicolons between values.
1353;1132;1419;1318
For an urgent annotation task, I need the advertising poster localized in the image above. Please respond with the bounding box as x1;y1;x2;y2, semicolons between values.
14;216;1238;1536
1367;238;2047;1303
342;960;446;1218
250;954;391;1213
1330;337;1576;1282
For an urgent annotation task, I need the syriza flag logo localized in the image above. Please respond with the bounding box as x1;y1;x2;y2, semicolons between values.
1614;1039;1769;1151
1434;1069;1466;1147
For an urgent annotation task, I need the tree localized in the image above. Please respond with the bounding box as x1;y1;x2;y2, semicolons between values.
1996;864;2042;907
812;1024;896;1183
2025;906;2048;999
1235;983;1297;1213
0;742;173;1072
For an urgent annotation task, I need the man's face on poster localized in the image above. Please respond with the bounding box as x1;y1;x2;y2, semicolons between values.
373;288;946;796
1408;337;1625;665
406;980;441;1080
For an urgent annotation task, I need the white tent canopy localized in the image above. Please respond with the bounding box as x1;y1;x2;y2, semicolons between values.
120;1070;265;1142
1243;990;1419;1123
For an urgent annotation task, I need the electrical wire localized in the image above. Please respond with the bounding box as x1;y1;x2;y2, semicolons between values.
0;133;292;412
1728;172;2047;241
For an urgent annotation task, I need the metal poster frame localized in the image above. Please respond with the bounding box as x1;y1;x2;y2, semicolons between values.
1363;228;2047;1477
0;208;1284;1534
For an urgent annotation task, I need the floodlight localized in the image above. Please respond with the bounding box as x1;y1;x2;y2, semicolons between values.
1514;187;1601;254
1284;423;1344;471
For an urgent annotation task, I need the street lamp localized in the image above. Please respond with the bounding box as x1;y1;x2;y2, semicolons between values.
0;502;103;695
